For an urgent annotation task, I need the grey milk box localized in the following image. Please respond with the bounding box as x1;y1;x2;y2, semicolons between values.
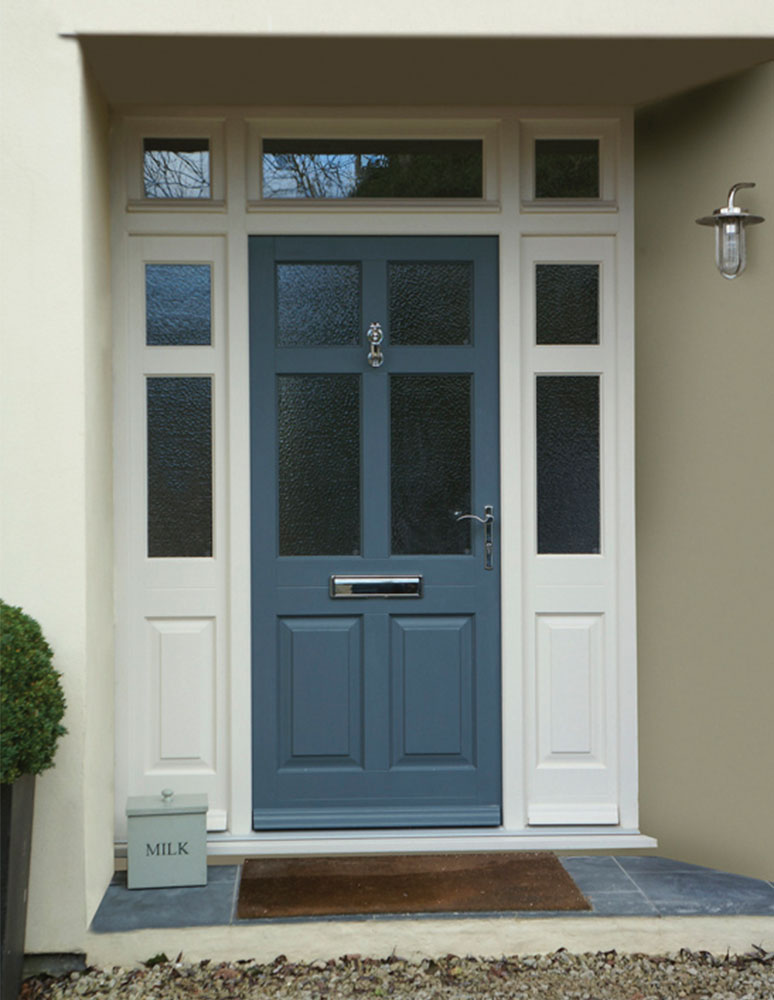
126;789;207;889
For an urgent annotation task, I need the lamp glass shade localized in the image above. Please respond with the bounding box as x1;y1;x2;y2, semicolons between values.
715;218;746;279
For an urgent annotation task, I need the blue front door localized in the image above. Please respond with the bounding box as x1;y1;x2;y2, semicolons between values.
249;236;500;829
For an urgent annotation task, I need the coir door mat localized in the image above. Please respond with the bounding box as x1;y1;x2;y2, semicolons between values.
237;851;590;918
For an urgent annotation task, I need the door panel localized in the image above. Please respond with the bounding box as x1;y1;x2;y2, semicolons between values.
249;236;500;829
278;616;363;766
391;615;474;763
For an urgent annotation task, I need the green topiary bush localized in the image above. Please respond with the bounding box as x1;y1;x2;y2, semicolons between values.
0;600;67;784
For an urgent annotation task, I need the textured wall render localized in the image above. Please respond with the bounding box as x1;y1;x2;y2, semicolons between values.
634;61;774;880
0;3;114;952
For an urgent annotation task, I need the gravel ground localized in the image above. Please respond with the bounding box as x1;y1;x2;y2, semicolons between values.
21;947;774;1000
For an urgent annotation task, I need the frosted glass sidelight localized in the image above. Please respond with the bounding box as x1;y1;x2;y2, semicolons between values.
262;139;482;199
143;138;210;199
391;375;471;555
536;264;599;345
535;139;599;199
536;376;600;554
278;375;360;556
145;264;212;346
276;264;360;346
389;262;473;345
147;377;212;558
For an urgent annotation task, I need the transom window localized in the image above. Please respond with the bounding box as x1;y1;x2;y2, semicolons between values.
261;138;483;199
143;138;211;199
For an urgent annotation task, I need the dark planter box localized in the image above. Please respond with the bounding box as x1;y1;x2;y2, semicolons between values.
1;775;36;1000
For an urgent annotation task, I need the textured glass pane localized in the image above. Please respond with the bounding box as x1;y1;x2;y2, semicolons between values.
145;264;211;346
536;376;600;554
535;139;599;199
536;264;599;345
276;264;360;346
278;375;360;556
263;139;482;199
391;375;471;555
143;138;210;199
147;377;212;557
389;262;472;345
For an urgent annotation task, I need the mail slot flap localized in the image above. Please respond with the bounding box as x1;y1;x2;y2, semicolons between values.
330;575;423;598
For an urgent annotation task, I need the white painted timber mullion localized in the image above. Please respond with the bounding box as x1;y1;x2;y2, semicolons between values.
613;109;639;830
243;211;504;237
225;113;253;837
126;214;232;235
111;138;134;845
498;114;526;831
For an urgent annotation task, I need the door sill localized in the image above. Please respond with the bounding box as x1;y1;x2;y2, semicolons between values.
147;827;656;858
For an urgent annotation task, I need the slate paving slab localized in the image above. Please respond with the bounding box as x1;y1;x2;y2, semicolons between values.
580;890;658;916
91;867;238;932
559;856;638;895
89;856;774;930
631;870;774;916
562;855;774;917
615;856;718;875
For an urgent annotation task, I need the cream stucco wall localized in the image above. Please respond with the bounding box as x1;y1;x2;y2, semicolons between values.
635;62;774;880
0;1;114;954
80;63;115;924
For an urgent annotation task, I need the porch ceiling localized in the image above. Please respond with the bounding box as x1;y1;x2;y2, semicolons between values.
79;36;774;109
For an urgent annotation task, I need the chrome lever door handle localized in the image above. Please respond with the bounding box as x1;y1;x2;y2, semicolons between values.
455;508;493;525
455;505;494;570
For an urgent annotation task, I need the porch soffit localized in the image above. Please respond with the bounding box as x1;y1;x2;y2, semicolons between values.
79;36;774;109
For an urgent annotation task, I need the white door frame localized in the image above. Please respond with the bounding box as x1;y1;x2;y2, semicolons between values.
111;107;653;854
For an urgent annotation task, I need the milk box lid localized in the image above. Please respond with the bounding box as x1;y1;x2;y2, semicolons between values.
126;789;208;817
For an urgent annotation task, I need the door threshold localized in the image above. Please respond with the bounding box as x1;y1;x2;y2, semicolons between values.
115;828;656;859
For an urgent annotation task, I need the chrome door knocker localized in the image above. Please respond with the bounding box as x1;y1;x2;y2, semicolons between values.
366;322;384;368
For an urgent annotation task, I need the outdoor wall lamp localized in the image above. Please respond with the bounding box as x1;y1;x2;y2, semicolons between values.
696;182;765;279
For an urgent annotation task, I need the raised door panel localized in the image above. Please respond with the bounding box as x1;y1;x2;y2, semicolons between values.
528;613;618;825
277;617;363;768
148;617;216;768
391;615;474;766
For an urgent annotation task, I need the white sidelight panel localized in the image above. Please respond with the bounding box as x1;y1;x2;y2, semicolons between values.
529;612;618;824
150;617;216;764
539;614;602;758
114;232;229;836
519;117;636;827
